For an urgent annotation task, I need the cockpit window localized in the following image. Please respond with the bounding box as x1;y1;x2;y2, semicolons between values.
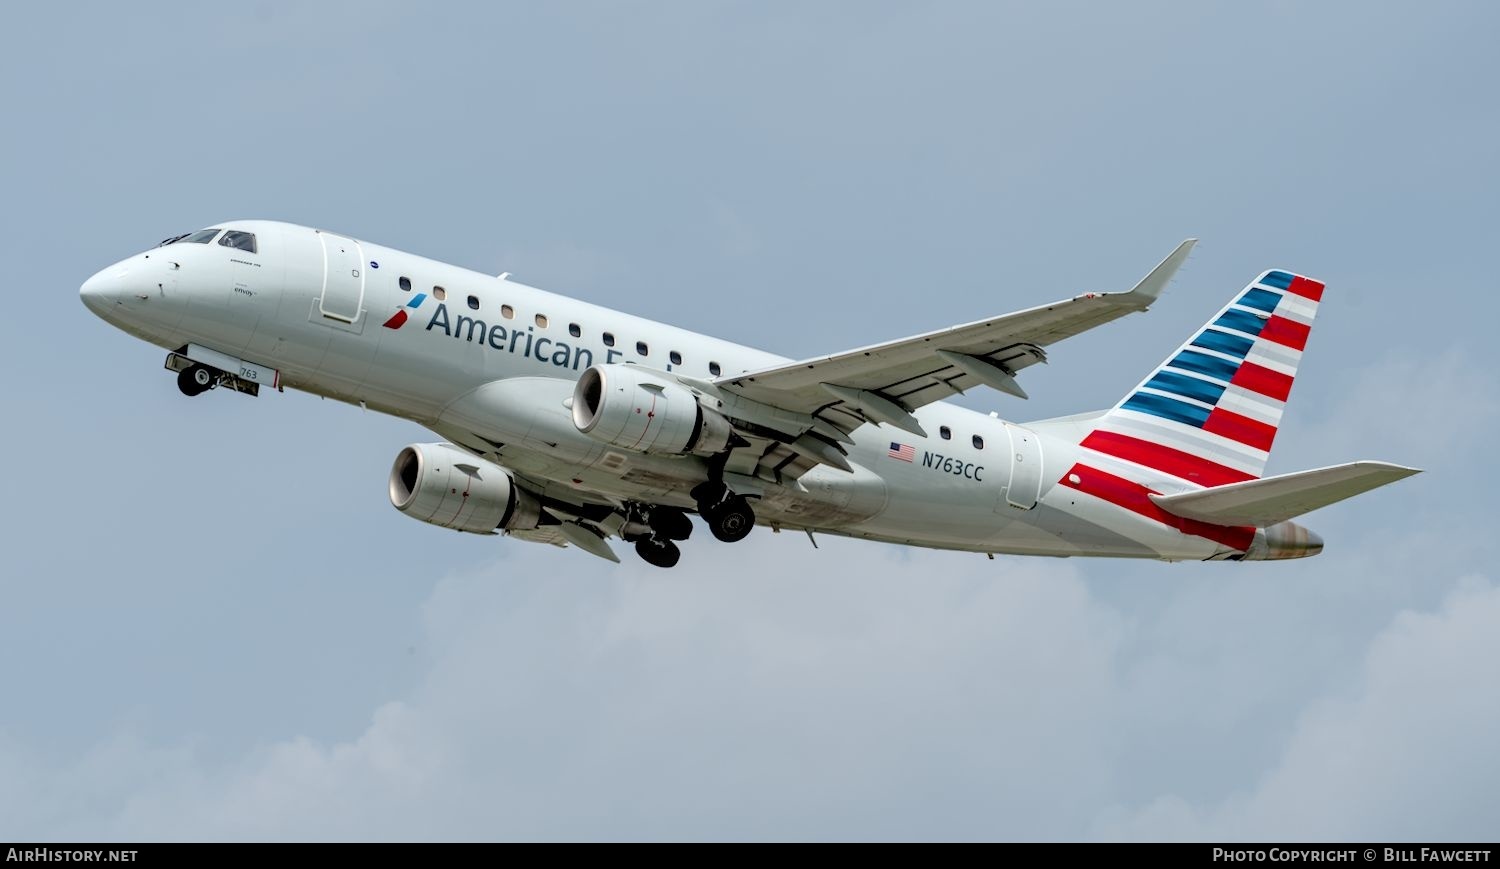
158;228;221;246
218;230;257;254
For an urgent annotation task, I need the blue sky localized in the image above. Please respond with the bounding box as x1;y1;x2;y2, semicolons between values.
1;1;1496;840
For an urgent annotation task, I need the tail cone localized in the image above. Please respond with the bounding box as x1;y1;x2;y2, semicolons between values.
1242;521;1323;560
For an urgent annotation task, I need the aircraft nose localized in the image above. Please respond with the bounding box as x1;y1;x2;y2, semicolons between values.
80;264;129;315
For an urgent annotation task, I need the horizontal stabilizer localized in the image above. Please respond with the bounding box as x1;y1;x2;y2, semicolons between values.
1149;461;1421;527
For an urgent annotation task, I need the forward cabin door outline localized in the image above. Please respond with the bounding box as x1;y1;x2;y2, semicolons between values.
317;231;365;323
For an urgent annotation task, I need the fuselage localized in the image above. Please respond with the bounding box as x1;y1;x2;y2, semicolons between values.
80;219;1267;561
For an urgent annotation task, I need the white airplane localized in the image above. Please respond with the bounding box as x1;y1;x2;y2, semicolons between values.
81;221;1418;568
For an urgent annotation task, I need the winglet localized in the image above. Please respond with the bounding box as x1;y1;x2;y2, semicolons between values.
1120;238;1197;308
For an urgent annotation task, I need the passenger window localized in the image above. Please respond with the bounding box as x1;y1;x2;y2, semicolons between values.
603;332;615;347
501;304;514;319
467;295;480;310
535;314;548;328
669;351;682;366
636;341;648;357
708;361;721;376
218;230;257;254
569;323;581;338
433;286;447;301
940;426;952;440
399;276;411;292
972;435;985;449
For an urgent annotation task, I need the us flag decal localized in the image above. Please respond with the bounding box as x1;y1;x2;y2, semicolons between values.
888;442;916;462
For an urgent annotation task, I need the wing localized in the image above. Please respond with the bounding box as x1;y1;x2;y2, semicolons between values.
715;240;1196;476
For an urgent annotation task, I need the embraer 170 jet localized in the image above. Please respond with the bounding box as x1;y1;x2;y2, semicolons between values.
81;221;1418;568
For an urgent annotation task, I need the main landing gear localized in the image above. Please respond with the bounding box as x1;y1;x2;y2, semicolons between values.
177;364;218;397
624;460;758;569
634;536;681;569
691;480;756;544
623;504;693;569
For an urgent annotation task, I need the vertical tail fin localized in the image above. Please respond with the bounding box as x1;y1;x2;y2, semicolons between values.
1080;269;1324;486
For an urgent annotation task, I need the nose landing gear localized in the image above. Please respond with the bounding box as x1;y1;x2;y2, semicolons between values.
176;364;218;397
165;349;272;397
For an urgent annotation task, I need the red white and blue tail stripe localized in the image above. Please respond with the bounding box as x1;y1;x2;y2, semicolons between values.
1054;269;1324;552
1082;269;1323;486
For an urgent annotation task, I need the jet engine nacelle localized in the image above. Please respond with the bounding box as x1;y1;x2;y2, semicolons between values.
571;364;733;456
388;443;542;534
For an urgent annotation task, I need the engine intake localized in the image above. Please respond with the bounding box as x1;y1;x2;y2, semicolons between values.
571;364;733;456
388;443;542;534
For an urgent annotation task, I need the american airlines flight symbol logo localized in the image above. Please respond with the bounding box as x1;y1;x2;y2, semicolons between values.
382;293;428;329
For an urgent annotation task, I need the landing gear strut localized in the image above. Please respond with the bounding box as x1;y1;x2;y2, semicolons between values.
177;364;216;397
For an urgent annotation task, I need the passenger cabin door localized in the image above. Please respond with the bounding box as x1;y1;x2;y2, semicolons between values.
317;231;365;324
1002;423;1044;510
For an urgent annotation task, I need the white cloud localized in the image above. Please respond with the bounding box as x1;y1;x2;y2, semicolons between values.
4;529;1497;841
1095;576;1500;841
2;539;1127;840
122;540;1126;841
